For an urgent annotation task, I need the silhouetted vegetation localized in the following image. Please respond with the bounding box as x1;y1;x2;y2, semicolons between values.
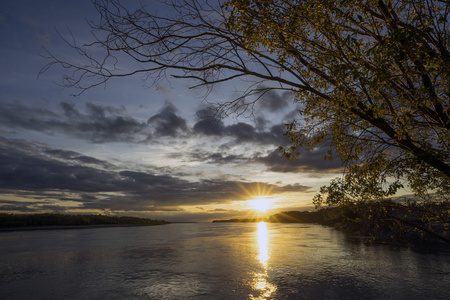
0;213;169;229
267;211;324;224
316;200;450;246
213;200;450;247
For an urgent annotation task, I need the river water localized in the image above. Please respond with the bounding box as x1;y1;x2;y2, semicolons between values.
0;223;449;299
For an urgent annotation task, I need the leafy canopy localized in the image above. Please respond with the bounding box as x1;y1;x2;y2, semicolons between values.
225;0;449;204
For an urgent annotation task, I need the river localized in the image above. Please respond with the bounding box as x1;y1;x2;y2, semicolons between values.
1;223;449;299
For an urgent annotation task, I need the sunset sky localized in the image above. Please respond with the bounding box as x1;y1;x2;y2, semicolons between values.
0;0;345;221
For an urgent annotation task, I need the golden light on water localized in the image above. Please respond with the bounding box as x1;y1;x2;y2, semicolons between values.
250;272;277;300
257;222;269;266
250;222;277;300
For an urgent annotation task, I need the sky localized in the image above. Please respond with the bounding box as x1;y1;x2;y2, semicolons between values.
0;0;344;222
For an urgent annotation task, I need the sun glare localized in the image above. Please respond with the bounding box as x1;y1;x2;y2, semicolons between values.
251;198;271;212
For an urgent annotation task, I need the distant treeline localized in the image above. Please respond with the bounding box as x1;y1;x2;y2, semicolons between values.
0;213;169;228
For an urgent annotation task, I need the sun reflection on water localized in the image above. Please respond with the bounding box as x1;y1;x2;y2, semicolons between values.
257;222;269;266
250;222;277;300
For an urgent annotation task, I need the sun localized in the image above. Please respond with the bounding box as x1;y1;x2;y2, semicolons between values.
251;198;271;212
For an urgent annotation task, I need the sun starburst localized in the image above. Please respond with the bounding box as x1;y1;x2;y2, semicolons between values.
251;197;271;212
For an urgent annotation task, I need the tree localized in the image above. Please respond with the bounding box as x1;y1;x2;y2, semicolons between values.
41;0;449;221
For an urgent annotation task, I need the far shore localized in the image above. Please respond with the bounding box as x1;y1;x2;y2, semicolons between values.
0;213;171;232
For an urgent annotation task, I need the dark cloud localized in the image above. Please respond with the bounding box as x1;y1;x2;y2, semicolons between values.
0;152;120;193
44;149;112;168
256;89;293;113
226;122;258;142
0;100;148;143
187;150;257;167
61;102;147;142
190;152;247;165
193;118;226;136
258;149;343;173
193;116;290;146
0;201;47;212
255;116;269;131
0;137;311;215
147;103;190;137
0;100;194;143
0;99;294;148
188;145;342;174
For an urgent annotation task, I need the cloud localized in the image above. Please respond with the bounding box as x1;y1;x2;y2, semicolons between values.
0;150;120;193
0;100;198;143
44;148;112;168
189;152;248;165
147;103;190;137
257;148;343;173
256;89;293;113
189;146;343;174
192;118;226;136
193;115;290;146
0;137;311;215
0;200;49;212
0;100;149;143
0;99;295;149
